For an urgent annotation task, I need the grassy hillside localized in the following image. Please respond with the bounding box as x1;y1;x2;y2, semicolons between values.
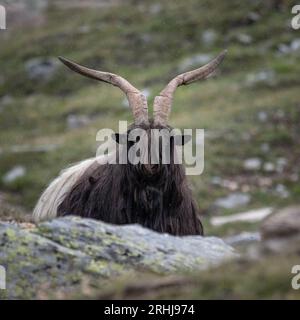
0;0;300;239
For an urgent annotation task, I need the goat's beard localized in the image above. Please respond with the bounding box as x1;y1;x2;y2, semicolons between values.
57;157;203;236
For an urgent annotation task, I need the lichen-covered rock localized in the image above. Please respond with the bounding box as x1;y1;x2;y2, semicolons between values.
0;216;236;299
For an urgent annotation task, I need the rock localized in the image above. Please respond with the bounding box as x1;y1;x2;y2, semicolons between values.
225;232;261;246
274;184;290;198
0;216;236;299
259;207;300;255
291;38;300;51
276;157;287;173
149;3;162;15
236;33;252;45
260;143;270;153
211;176;222;185
257;177;273;188
246;70;276;87
257;111;268;122
0;96;14;113
263;162;275;172
201;30;217;46
261;206;300;239
2;166;26;184
66;114;91;129
210;177;238;191
247;12;260;22
214;193;251;210
140;33;153;44
77;25;92;34
0;95;14;107
278;38;300;54
211;207;273;226
243;158;262;171
25;57;60;81
222;180;238;191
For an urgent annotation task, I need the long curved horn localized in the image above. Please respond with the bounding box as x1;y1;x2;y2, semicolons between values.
153;50;227;126
58;57;149;125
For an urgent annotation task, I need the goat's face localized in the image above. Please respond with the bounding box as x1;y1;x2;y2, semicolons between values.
112;120;191;181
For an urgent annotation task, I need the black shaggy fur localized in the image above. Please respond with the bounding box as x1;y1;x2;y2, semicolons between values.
57;121;203;236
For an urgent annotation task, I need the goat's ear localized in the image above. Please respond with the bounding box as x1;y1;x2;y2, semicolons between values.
111;133;127;144
173;135;192;145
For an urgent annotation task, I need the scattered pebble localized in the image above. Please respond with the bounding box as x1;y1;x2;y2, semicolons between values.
263;162;275;172
222;180;239;191
77;25;92;34
258;177;273;188
149;3;162;15
225;232;261;246
278;38;300;55
276;157;287;173
260;143;270;153
274;184;290;198
261;206;300;239
236;33;252;45
214;193;251;209
2;166;26;184
210;207;273;226
289;173;299;182
247;12;260;22
25;57;59;81
246;70;276;87
0;95;14;108
67;114;91;129
210;177;238;191
201;29;217;46
257;111;268;122
243;158;262;171
211;176;222;185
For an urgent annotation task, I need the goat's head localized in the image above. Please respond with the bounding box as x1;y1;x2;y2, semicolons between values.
59;51;226;179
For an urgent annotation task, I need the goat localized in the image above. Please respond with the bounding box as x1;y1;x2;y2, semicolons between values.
33;50;227;236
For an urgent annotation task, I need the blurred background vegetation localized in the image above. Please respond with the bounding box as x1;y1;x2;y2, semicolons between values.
0;0;300;299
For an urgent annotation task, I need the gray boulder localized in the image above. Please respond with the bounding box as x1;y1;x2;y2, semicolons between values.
25;57;60;81
0;216;236;299
261;206;300;239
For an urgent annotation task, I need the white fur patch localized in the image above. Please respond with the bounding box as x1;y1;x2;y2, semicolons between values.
33;155;109;222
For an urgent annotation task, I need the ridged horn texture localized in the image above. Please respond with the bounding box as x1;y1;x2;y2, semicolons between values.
58;56;149;125
153;50;227;126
